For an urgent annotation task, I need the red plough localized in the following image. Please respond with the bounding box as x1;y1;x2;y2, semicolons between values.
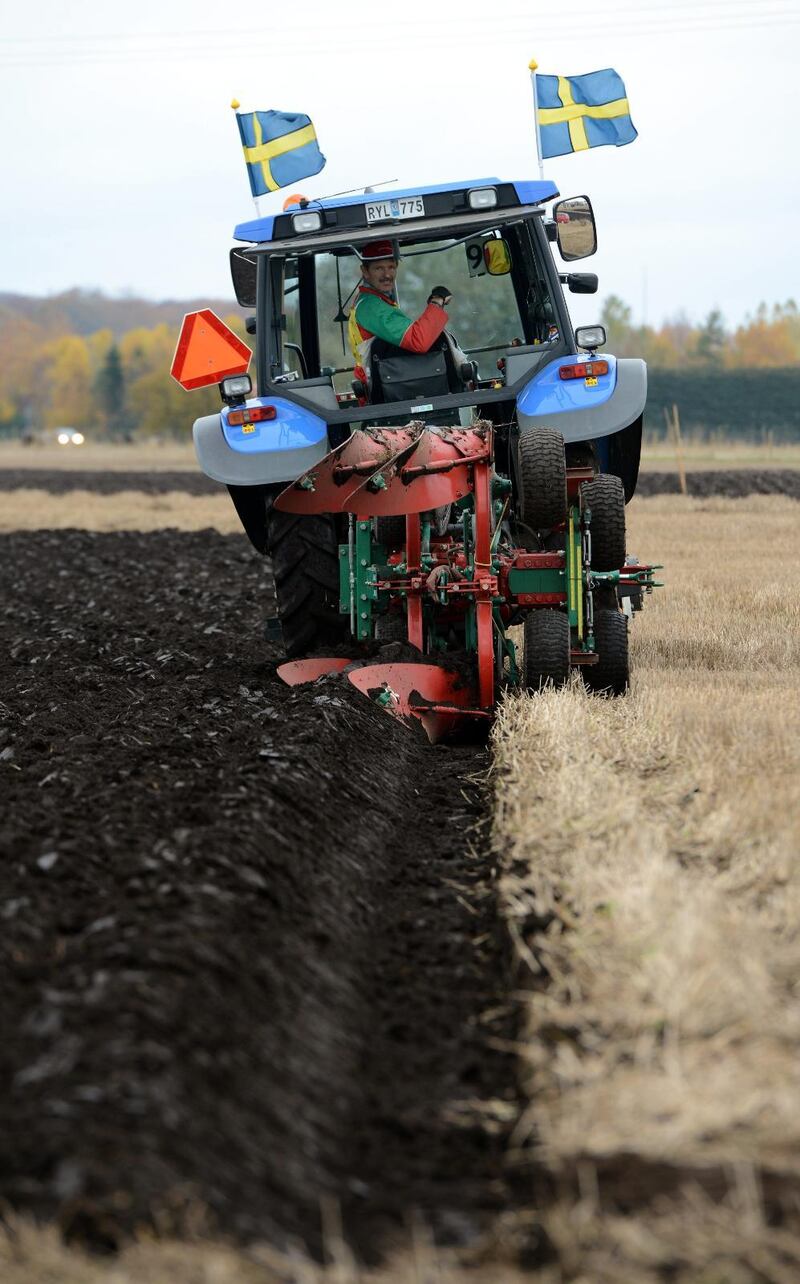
276;421;661;741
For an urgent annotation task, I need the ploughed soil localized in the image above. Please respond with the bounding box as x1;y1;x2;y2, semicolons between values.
0;528;523;1261
1;466;799;500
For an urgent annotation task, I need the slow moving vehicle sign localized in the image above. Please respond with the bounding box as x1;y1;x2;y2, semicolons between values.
171;310;252;391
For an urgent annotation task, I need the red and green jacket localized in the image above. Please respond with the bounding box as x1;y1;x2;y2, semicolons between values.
348;285;448;382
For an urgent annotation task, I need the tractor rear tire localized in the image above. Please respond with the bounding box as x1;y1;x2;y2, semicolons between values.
581;474;626;571
585;608;629;695
523;609;571;691
267;509;344;657
518;428;568;530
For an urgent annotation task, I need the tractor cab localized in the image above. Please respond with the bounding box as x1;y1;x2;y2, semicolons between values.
199;179;644;523
188;178;658;732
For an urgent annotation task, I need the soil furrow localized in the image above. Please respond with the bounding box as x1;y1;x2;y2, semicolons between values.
0;529;519;1263
2;466;800;499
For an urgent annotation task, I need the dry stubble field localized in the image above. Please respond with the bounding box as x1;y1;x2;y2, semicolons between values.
2;460;799;1282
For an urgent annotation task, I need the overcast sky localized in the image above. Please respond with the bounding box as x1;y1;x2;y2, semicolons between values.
1;0;798;329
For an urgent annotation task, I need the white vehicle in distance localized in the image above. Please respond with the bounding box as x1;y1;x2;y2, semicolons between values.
54;427;86;446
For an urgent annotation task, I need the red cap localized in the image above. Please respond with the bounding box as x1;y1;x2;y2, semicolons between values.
361;240;397;262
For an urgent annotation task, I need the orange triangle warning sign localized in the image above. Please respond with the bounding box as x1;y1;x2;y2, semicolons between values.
170;310;252;391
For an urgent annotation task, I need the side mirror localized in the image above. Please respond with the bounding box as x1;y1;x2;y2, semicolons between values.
230;248;258;307
553;196;597;261
575;325;606;351
565;273;598;295
245;315;257;335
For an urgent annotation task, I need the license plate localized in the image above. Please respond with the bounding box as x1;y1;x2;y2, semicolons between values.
365;196;425;224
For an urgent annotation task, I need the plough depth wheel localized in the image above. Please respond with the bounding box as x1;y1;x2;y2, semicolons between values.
581;474;626;571
518;428;568;530
584;608;629;695
523;609;571;691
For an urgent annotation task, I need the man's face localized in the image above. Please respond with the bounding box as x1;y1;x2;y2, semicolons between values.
362;258;398;295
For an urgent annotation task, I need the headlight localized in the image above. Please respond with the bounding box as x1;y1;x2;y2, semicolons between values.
221;374;252;400
467;187;497;210
71;431;85;445
292;211;322;234
575;325;606;351
57;431;70;445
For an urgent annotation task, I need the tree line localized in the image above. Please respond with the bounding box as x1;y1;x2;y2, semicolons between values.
0;314;247;440
600;296;800;369
0;289;797;440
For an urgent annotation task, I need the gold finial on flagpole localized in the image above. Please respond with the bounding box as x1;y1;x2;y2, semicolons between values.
528;58;538;71
230;98;240;110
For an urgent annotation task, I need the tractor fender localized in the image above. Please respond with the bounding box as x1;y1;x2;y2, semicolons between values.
516;355;647;443
193;395;330;486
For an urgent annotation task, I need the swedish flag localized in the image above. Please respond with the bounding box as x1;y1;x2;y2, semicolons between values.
534;68;637;159
235;109;326;196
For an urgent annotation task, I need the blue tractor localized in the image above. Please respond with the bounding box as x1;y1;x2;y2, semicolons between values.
189;178;659;733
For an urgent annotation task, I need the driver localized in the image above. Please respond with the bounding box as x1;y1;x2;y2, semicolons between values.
348;240;453;393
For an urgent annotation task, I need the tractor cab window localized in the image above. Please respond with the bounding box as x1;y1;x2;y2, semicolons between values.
389;236;523;376
280;258;303;378
270;217;560;393
308;220;558;394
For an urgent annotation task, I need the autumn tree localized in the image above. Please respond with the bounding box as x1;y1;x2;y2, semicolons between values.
41;334;93;430
94;343;129;439
694;309;727;364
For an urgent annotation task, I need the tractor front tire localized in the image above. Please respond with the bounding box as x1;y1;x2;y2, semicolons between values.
584;608;629;695
267;509;344;657
523;609;571;691
581;474;626;571
518;428;568;530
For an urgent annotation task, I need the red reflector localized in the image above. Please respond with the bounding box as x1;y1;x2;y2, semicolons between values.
559;360;609;381
227;405;277;426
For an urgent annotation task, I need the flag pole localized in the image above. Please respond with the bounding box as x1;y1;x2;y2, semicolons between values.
231;97;262;219
529;58;545;181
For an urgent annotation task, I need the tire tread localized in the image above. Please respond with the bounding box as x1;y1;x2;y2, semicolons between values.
581;474;626;571
518;429;568;530
523;609;571;691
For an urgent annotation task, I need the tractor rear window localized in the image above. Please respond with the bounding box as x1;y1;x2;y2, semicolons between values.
271;219;560;393
309;224;550;392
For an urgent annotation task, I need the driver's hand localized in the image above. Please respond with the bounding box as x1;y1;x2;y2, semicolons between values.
428;286;452;307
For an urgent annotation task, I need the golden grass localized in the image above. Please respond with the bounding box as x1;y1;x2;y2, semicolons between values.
492;494;800;1280
0;489;241;533
0;440;197;471
640;438;800;471
0;1219;533;1284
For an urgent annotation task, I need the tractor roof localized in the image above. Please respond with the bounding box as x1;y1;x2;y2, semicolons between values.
233;178;559;247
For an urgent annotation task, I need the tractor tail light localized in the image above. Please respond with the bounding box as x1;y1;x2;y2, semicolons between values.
227;405;278;426
559;360;609;381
